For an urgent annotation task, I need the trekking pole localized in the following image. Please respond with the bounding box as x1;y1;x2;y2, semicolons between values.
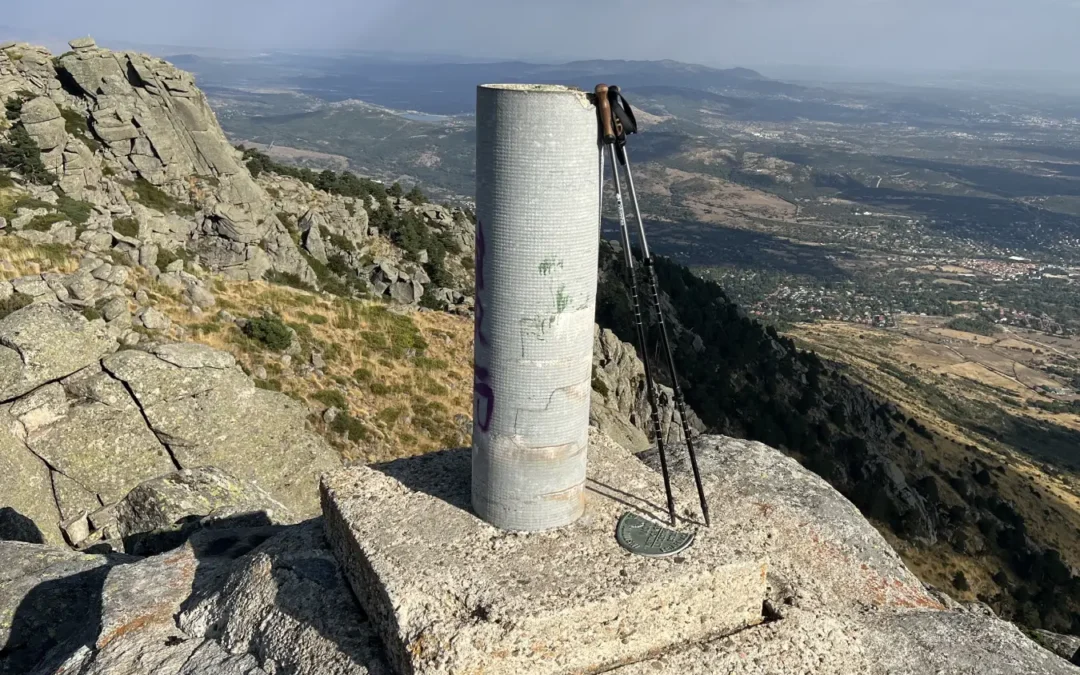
596;84;678;527
608;86;711;527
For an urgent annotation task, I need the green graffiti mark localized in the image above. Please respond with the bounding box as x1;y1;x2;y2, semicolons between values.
556;286;571;314
538;257;563;276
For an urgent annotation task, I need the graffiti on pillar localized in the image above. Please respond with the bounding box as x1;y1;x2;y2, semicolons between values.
474;220;494;433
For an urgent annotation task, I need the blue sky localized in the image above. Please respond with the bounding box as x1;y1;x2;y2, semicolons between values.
5;0;1077;72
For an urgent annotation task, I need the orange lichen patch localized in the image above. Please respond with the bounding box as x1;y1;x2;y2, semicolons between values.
863;574;946;611
96;614;157;649
96;547;199;649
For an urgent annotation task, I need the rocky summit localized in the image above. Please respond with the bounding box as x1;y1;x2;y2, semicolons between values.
0;300;1076;674
0;38;475;310
1;37;1079;675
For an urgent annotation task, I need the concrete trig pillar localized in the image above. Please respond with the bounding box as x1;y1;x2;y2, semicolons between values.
472;84;600;531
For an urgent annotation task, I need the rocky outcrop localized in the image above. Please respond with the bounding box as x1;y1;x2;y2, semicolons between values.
0;39;316;286
591;326;705;451
0;519;386;675
1;39;479;309
2;431;1075;674
1;252;217;348
0;303;339;546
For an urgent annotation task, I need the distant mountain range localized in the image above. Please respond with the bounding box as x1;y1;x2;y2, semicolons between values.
169;52;807;115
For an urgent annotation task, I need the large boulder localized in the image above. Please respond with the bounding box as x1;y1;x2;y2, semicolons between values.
23;371;175;510
0;520;388;675
111;466;295;554
1;304;338;541
2;431;1078;675
0;410;60;545
19;97;65;151
0;304;115;402
102;344;340;515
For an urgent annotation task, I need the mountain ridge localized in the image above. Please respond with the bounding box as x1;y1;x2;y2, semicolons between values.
0;36;1079;672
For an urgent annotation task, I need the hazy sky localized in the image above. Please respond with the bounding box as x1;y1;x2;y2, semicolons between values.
5;0;1077;72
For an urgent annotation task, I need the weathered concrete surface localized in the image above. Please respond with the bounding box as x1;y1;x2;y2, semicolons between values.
610;604;1080;675
321;429;768;675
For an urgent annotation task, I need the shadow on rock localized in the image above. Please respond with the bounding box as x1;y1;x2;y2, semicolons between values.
1;515;283;674
0;507;45;544
0;548;121;675
1;513;389;674
370;447;473;514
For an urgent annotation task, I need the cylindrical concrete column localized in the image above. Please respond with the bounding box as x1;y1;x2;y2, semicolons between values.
472;84;600;532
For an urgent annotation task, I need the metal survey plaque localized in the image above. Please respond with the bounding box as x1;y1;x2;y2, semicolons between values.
615;512;695;558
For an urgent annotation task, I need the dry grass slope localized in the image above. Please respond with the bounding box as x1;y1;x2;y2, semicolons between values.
0;236;474;464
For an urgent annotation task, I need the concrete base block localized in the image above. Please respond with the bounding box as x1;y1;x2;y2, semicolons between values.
322;431;767;675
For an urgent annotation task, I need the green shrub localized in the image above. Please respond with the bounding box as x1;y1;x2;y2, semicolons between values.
326;230;356;252
369;382;392;396
25;212;65;231
112;216;140;238
353;367;374;383
5;96;23;121
301;251;350;297
265;270;316;293
56;193;93;225
0;124;56;184
376;406;405;427
322;341;343;363
299;312;329;325
0;292;32;320
312;388;348;410
254;378;283;392
422;379;449;397
153;246;192;270
127;178;196;216
415;356;448;371
242;314;293;351
405;186;426;203
60;107;101;152
329;411;370;442
286;321;314;343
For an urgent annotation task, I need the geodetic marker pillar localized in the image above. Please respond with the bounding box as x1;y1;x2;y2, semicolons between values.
472;84;601;531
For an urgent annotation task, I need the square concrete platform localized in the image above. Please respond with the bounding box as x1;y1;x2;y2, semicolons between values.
321;431;767;675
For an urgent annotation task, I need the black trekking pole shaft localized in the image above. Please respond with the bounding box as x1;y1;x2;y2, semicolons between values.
607;142;678;527
621;149;711;527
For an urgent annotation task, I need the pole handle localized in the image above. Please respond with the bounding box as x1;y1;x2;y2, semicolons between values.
595;84;615;144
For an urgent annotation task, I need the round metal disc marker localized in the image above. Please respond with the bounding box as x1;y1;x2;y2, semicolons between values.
615;512;695;558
